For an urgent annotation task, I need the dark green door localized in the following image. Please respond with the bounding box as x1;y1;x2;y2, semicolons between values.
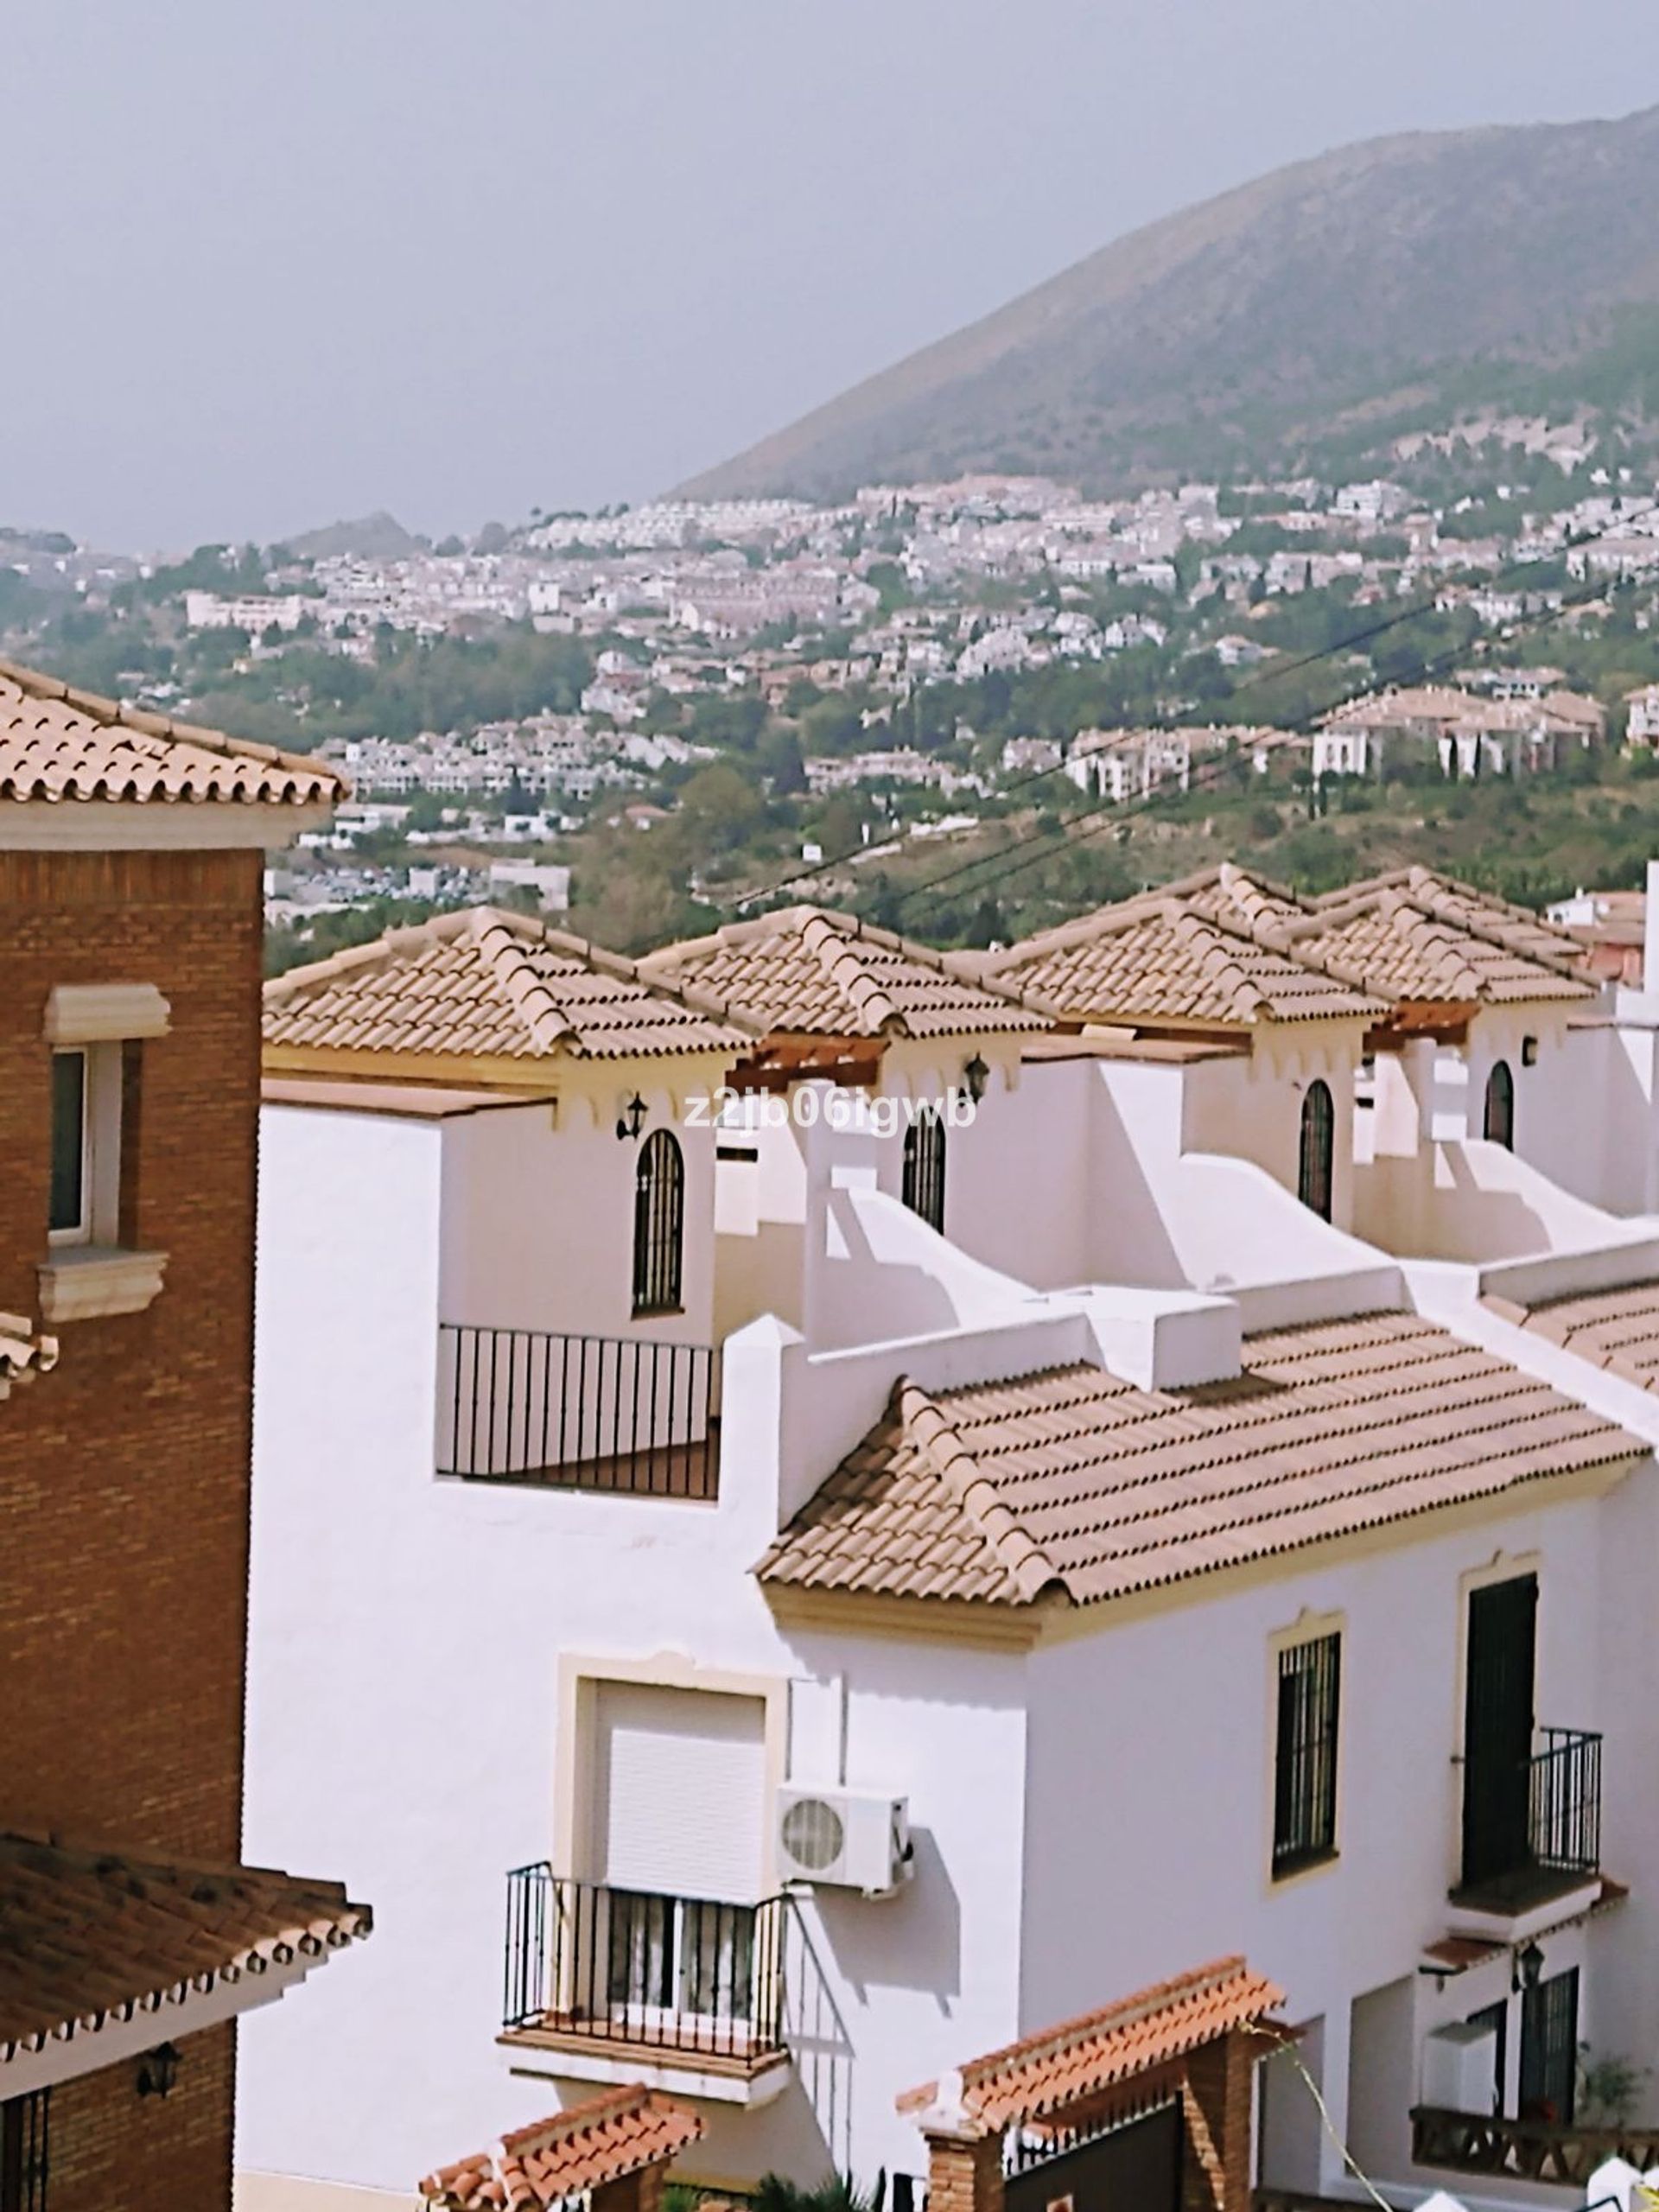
1462;1575;1537;1891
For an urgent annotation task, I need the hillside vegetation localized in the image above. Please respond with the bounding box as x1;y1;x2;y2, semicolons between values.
681;105;1659;499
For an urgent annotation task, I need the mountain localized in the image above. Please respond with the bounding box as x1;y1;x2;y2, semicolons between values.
284;511;418;562
678;106;1659;499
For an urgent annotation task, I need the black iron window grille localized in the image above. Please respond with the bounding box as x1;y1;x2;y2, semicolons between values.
1297;1079;1334;1221
901;1107;946;1233
632;1128;685;1316
1484;1059;1516;1149
1519;1966;1580;2126
1273;1630;1341;1876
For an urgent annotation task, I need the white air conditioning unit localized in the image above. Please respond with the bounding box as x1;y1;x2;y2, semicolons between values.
775;1785;912;1896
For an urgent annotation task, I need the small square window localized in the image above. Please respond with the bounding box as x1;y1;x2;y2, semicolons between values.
49;1050;90;1242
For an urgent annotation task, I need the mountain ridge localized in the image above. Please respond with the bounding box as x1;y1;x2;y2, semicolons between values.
677;105;1659;499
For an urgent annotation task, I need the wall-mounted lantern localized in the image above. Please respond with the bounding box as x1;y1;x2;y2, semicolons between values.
614;1093;647;1141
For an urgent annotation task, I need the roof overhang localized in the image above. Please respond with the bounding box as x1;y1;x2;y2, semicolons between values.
729;1033;890;1091
1366;1001;1482;1048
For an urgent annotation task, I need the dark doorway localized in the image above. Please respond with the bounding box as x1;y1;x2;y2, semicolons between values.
0;2091;50;2212
1460;1575;1537;1896
1466;1998;1509;2116
1520;1967;1579;2124
1484;1060;1516;1149
1006;2101;1182;2212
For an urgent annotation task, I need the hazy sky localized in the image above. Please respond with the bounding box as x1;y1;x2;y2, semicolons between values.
7;1;1659;551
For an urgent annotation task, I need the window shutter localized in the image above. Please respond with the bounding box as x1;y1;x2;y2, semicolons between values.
594;1683;766;1903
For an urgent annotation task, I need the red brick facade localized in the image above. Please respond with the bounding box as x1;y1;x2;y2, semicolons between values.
0;846;266;2209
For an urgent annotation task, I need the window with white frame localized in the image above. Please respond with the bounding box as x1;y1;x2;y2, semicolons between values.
48;1043;124;1248
38;985;171;1323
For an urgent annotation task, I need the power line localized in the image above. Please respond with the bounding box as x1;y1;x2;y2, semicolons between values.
728;484;1659;920
883;529;1655;930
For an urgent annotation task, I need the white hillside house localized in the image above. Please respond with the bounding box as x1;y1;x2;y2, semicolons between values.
240;888;1659;2212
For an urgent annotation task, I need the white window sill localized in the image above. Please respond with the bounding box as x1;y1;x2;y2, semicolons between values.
37;1247;168;1324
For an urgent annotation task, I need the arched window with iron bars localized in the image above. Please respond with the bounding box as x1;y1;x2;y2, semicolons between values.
901;1105;947;1233
1484;1058;1516;1150
632;1128;684;1315
1298;1078;1334;1222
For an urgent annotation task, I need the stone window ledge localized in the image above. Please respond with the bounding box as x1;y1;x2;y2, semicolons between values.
37;1247;168;1324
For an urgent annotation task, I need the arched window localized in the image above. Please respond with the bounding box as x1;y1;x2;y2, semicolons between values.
901;1106;947;1233
1298;1079;1334;1222
632;1128;684;1315
1484;1059;1516;1150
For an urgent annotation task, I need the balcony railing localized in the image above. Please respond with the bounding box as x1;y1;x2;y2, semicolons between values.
1413;2103;1659;2189
437;1325;720;1500
1457;1726;1601;1908
1530;1726;1602;1877
503;1867;788;2068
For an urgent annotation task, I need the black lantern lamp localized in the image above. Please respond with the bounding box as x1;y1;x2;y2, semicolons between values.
137;2041;181;2099
961;1053;989;1105
1513;1938;1545;1994
614;1093;647;1141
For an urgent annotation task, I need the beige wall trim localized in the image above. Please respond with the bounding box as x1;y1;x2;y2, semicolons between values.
760;1584;1046;1651
554;1650;791;1892
0;801;336;852
235;2173;416;2212
44;982;171;1044
759;1456;1639;1656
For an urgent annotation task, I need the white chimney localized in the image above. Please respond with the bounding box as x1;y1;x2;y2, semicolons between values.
1647;861;1659;995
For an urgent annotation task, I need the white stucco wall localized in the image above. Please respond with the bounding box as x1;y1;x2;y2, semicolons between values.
1019;1481;1652;2201
241;1101;1043;2204
440;1098;719;1345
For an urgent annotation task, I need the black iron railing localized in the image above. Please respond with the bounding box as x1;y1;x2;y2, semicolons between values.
437;1325;720;1499
1459;1725;1602;1901
503;1866;788;2064
1531;1726;1602;1877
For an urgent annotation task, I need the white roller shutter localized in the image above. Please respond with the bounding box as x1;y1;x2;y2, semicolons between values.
594;1682;766;1903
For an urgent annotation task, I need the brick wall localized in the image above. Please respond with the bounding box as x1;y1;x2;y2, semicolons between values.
1181;2031;1255;2212
0;847;264;2211
45;2024;235;2212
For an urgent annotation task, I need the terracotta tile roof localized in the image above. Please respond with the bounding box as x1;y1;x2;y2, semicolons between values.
0;1832;370;2064
757;1313;1643;1611
0;1317;56;1402
1287;874;1593;1007
1156;861;1311;934
0;657;344;808
264;907;755;1065
420;2085;703;2210
898;1958;1284;2133
639;906;1047;1039
964;896;1383;1029
1484;1278;1659;1393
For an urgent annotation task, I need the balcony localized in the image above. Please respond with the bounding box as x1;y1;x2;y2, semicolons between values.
1450;1726;1603;1936
500;1868;791;2102
1412;2104;1659;2190
436;1326;720;1499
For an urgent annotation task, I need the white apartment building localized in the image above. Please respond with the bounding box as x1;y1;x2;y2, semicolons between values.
238;891;1659;2212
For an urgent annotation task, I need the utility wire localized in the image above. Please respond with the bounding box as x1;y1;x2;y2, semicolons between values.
882;528;1656;930
728;484;1659;920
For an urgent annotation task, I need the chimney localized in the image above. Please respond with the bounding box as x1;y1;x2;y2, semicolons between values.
1646;861;1659;995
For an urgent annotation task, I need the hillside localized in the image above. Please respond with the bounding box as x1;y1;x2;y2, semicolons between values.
679;105;1659;499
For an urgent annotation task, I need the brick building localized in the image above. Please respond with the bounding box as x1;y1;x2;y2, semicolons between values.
0;660;371;2212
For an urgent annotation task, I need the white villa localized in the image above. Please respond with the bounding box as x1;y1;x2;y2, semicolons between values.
237;881;1659;2212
